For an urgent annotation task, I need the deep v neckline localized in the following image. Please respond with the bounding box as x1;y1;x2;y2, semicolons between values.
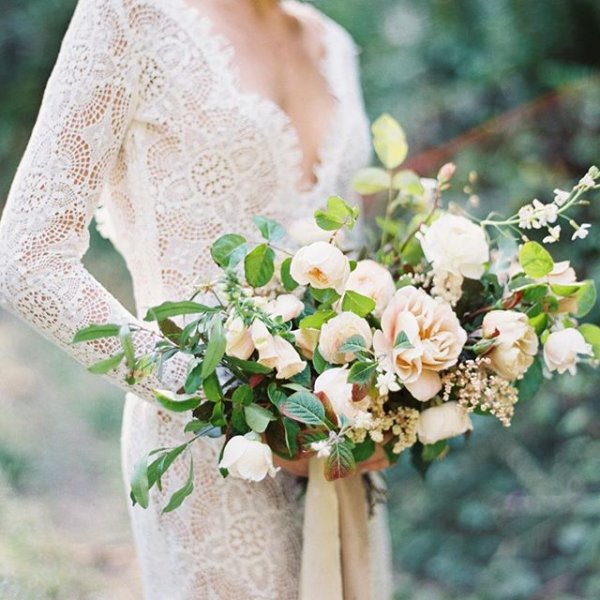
169;0;343;198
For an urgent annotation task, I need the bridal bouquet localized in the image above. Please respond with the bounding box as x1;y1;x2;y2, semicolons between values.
74;115;599;513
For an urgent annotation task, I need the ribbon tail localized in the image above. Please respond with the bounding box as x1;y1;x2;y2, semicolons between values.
299;457;343;600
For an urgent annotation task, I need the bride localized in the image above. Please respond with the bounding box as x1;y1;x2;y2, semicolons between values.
0;0;393;597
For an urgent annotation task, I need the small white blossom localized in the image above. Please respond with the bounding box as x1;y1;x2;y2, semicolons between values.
571;223;591;241
518;205;535;229
376;369;400;395
354;411;374;430
553;188;570;206
542;225;561;244
579;174;595;189
519;200;558;230
310;440;331;458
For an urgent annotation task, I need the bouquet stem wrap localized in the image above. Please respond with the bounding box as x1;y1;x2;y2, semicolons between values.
300;458;371;600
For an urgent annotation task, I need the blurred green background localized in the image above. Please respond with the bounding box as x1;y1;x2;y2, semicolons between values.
1;0;599;598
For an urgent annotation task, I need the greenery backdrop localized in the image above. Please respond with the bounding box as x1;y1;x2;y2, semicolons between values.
1;0;599;598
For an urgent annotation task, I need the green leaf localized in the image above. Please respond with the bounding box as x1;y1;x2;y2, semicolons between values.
72;323;120;343
283;418;301;458
516;358;543;403
88;351;125;374
518;241;554;279
352;437;376;462
162;459;195;513
131;454;150;509
232;384;254;406
231;403;248;432
267;383;287;408
522;284;549;303
422;440;449;461
550;283;582;297
244;404;275;433
310;286;341;306
394;331;414;350
183;420;212;434
299;310;336;330
392;169;425;195
226;356;273;374
203;372;223;402
339;335;367;354
324;439;356;481
211;233;247;268
211;401;226;427
244;244;276;288
119;325;136;370
147;443;188;490
312;347;329;375
371;113;408;169
184;362;203;394
253;216;285;242
280;391;329;427
352;167;392;194
280;257;299;292
528;313;548;336
579;323;600;359
202;318;226;378
575;280;597;318
341;290;376;317
144;300;219;322
154;390;201;413
347;361;377;385
314;196;358;231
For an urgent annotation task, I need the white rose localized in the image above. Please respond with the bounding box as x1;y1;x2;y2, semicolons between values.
314;367;368;424
319;312;373;364
420;214;489;279
290;241;350;294
417;402;473;445
482;310;539;380
373;286;467;401
267;294;304;322
250;320;306;379
225;316;254;360
293;327;320;360
218;433;279;482
543;328;592;375
344;260;396;318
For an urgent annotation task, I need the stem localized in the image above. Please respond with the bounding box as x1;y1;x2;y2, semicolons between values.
379;170;395;249
399;184;441;254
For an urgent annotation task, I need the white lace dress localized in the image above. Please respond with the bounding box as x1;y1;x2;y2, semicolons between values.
0;0;393;597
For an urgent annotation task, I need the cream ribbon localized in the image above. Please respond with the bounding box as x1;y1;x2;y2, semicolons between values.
299;457;371;600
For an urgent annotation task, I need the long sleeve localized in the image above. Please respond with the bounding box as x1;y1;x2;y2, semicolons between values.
0;0;188;403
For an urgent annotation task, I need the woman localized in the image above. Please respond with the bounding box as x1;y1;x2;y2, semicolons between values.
0;0;392;597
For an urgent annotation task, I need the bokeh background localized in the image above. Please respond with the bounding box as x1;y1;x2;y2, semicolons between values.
1;0;599;598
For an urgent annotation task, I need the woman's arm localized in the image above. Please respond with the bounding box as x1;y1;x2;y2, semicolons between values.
0;0;188;403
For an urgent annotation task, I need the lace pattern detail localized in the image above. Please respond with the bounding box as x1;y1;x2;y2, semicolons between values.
0;0;390;597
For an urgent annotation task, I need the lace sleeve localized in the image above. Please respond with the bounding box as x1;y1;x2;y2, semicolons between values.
0;0;189;403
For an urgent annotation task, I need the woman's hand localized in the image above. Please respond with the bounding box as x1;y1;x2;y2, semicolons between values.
273;444;390;479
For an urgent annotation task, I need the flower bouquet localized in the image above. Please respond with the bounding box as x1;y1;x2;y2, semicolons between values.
74;115;599;513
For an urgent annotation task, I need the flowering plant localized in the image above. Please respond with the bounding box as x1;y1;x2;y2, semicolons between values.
74;115;599;513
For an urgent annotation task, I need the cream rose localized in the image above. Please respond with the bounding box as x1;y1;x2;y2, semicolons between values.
482;310;539;380
344;260;396;318
225;316;254;360
250;320;306;379
290;241;350;293
218;433;279;481
420;214;489;279
293;327;320;360
543;328;592;375
267;294;304;322
314;367;368;424
373;286;467;401
417;402;473;445
318;312;373;364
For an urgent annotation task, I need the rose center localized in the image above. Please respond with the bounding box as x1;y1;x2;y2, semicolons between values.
308;267;329;286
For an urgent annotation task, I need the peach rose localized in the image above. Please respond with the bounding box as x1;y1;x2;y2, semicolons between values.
543;328;592;375
373;286;467;401
250;320;306;379
318;312;373;364
224;316;254;360
482;310;539;380
344;260;396;318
